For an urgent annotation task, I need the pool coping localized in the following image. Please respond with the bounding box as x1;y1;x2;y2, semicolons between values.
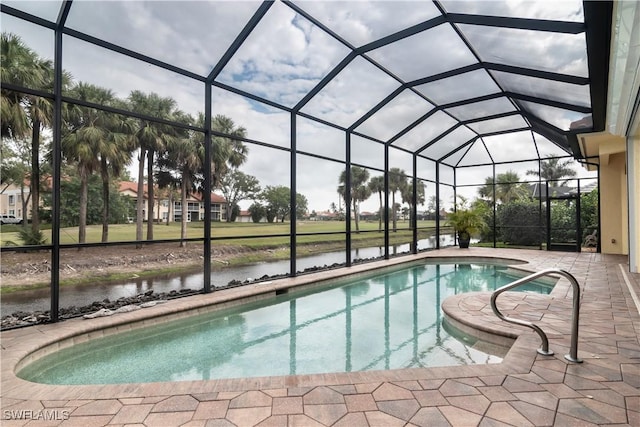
1;250;556;401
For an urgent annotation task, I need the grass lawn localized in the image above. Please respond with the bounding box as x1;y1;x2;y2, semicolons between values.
1;220;443;247
0;220;450;292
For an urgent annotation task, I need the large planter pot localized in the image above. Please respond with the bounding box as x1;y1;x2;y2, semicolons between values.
458;232;471;248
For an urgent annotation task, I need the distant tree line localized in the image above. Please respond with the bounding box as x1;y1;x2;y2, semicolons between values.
1;32;287;246
337;166;425;232
473;159;596;247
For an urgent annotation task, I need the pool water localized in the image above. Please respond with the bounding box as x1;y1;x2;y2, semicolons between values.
19;262;553;384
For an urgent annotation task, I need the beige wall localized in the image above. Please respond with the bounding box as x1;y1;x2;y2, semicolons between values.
0;183;34;220
600;151;628;254
629;135;640;271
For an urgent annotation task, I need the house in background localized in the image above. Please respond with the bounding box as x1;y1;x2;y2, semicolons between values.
528;182;598;201
0;177;52;222
313;211;341;221
0;182;27;220
117;181;229;223
202;193;227;222
235;210;253;223
1;179;230;225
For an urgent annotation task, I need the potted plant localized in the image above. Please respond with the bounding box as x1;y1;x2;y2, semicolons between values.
446;196;486;248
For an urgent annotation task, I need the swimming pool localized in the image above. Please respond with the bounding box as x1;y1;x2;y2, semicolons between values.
18;260;554;385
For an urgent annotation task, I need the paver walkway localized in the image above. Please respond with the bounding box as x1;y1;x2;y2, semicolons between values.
1;248;639;426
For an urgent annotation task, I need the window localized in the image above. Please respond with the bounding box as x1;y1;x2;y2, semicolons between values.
8;195;15;206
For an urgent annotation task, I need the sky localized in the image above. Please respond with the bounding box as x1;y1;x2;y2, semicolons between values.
2;0;598;213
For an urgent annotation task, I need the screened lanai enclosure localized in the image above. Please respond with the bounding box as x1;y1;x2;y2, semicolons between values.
0;1;610;323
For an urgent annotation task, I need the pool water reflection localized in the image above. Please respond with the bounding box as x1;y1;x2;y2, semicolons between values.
19;261;552;384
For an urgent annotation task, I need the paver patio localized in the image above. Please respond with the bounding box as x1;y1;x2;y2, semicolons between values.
1;248;639;426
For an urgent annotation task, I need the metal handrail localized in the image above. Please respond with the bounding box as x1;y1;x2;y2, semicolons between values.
490;268;582;363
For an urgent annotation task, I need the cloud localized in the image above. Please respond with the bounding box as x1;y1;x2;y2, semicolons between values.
366;23;477;82
62;36;205;116
351;136;385;170
297;117;346;160
3;0;61;23
2;0;596;216
491;71;591;108
440;0;584;22
64;0;263;76
356;89;434;142
217;1;351;106
294;1;442;47
466;115;529;135
483;131;541;163
518;101;586;131
211;87;291;148
1;13;54;61
301;56;401;128
457;24;588;77
393;111;459;152
296;154;345;211
415;69;501;105
422;126;478;161
446;98;517;121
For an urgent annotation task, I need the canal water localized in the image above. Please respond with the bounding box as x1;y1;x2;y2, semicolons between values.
2;236;457;315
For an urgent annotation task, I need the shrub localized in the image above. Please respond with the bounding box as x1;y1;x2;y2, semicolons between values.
496;198;543;246
248;202;265;223
18;228;47;245
580;188;598;236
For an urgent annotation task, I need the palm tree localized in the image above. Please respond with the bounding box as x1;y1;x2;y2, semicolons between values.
368;175;385;231
62;112;100;245
478;170;526;204
192;114;248;222
527;156;577;185
209;114;248;189
65;84;134;243
98;100;135;242
388;168;407;232
401;180;426;226
165;111;199;247
128;91;178;243
337;166;371;232
26;68;56;235
1;32;62;234
478;176;494;201
176;113;249;221
1;33;40;140
1;33;39;232
426;196;442;220
63;83;131;245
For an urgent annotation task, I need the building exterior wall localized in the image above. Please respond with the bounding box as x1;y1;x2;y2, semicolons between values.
0;181;224;224
628;134;640;272
600;151;628;254
0;184;28;219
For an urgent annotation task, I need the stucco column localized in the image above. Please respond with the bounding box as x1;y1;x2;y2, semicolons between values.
628;134;640;273
599;139;627;255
